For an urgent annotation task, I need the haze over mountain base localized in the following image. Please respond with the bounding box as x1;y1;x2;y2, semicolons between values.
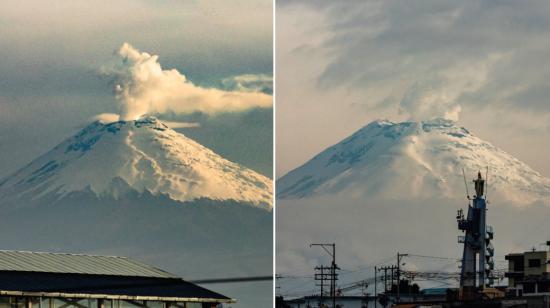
277;195;550;297
0;190;272;308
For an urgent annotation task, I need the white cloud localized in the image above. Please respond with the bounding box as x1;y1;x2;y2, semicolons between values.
162;121;201;129
89;113;199;129
102;43;272;121
92;113;120;124
222;74;273;94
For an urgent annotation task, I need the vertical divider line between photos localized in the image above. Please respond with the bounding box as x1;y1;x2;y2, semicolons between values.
272;0;277;307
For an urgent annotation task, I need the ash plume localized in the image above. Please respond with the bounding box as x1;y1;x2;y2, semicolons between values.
399;55;501;122
102;43;272;121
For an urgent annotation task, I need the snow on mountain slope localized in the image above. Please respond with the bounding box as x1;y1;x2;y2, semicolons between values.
277;118;550;205
0;117;272;209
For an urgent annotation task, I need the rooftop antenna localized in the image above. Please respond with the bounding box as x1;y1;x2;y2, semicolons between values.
462;168;470;200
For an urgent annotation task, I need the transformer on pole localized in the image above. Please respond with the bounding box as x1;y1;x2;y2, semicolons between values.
456;171;494;300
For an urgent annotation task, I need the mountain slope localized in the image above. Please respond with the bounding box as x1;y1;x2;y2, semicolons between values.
277;118;550;205
0;117;272;209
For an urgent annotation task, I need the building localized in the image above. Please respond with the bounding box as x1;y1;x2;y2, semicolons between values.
506;248;550;296
0;250;234;308
280;290;447;308
281;295;372;308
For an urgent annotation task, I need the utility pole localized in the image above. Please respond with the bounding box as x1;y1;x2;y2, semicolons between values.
390;267;394;292
374;266;377;308
381;267;388;293
379;266;389;307
323;265;326;302
396;252;408;303
314;265;331;306
311;243;338;308
378;265;398;306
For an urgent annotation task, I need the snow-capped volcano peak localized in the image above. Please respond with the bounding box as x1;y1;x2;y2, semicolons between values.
277;118;550;205
0;117;272;209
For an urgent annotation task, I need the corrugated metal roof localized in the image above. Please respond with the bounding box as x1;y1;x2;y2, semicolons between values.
0;251;176;278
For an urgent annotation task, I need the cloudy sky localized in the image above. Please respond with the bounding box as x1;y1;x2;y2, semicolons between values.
0;0;273;178
277;0;550;178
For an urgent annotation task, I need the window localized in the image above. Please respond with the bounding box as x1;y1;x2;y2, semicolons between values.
528;259;541;268
513;259;525;271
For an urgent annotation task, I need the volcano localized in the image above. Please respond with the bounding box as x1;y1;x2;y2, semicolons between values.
277;118;550;205
0;116;273;308
0;116;272;209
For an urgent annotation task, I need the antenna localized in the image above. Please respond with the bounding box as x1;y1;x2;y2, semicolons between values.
485;166;489;201
462;168;470;200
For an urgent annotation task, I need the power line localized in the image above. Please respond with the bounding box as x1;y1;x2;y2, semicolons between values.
190;275;273;284
276;274;314;279
279;252;510;300
338;255;396;276
406;253;461;261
